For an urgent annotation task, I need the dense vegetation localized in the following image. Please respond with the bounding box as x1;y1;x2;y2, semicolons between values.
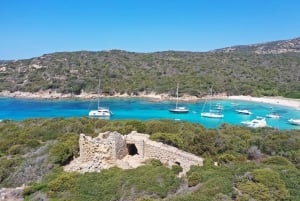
1;118;300;200
1;49;300;98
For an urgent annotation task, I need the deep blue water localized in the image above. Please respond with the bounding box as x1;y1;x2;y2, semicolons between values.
0;97;300;130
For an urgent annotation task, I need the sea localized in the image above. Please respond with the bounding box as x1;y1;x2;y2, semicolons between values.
0;97;300;130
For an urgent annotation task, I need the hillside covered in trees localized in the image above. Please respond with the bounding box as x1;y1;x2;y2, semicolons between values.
0;118;300;200
1;37;300;98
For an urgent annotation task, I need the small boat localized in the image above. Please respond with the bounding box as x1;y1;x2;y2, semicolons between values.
201;87;224;118
169;106;189;113
214;103;224;110
266;113;280;119
235;109;252;115
288;119;300;126
89;107;112;117
241;117;267;128
201;112;224;118
169;83;189;114
231;102;238;106
89;79;113;117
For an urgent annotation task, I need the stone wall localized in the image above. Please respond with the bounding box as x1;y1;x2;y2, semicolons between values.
65;131;203;174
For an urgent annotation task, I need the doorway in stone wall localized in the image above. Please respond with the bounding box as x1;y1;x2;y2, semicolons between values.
127;143;138;155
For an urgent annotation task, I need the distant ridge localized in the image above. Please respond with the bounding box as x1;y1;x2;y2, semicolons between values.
0;36;299;98
212;37;300;54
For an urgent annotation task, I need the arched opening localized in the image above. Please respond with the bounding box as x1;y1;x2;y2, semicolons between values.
127;144;138;155
175;161;181;166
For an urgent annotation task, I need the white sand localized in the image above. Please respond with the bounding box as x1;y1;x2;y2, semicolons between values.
228;95;300;109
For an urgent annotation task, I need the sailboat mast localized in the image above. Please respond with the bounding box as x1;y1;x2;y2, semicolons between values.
209;86;213;111
176;83;179;109
98;79;101;109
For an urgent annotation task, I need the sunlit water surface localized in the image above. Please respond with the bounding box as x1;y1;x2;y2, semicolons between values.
0;97;299;130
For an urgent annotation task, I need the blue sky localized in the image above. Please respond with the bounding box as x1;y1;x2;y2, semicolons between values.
1;0;300;60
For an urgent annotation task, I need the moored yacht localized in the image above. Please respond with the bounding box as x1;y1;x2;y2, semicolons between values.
266;113;280;119
89;79;113;118
201;87;224;118
236;109;252;115
169;83;189;114
169;106;189;113
214;103;224;110
201;111;224;118
89;107;112;117
241;117;267;128
288;119;300;126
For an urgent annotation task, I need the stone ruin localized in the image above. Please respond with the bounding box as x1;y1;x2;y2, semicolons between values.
64;131;203;174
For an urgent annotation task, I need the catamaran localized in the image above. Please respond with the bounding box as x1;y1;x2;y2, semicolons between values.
201;87;224;118
169;83;189;113
89;79;113;117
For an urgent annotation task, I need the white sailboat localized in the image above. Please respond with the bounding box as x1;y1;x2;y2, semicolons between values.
169;83;189;113
89;79;112;117
201;87;224;118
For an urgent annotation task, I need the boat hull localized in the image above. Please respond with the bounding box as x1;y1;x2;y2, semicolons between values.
89;108;112;117
241;117;267;128
266;114;280;119
169;108;189;113
201;112;224;118
236;109;252;115
288;119;300;125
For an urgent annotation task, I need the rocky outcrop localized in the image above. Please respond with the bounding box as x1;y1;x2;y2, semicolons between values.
213;37;300;54
0;187;24;201
64;131;203;174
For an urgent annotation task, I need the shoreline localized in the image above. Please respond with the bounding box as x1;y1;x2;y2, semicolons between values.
228;95;300;110
1;90;300;109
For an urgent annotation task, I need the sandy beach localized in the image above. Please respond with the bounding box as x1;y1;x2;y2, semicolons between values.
1;90;300;109
228;95;300;110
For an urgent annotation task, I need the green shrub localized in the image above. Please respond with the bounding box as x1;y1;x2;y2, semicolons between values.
236;168;290;200
48;172;78;192
0;158;21;184
147;159;163;167
125;120;146;133
22;183;47;196
218;153;235;165
187;172;201;187
136;197;161;201
262;156;294;167
8;145;24;155
49;133;79;165
171;165;183;175
150;132;184;148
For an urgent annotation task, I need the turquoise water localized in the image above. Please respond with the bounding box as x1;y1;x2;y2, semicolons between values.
0;97;300;130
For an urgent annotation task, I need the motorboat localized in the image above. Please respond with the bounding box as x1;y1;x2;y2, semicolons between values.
288;119;300;126
266;113;280;119
169;83;189;114
235;109;252;115
241;117;267;128
89;79;113;118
